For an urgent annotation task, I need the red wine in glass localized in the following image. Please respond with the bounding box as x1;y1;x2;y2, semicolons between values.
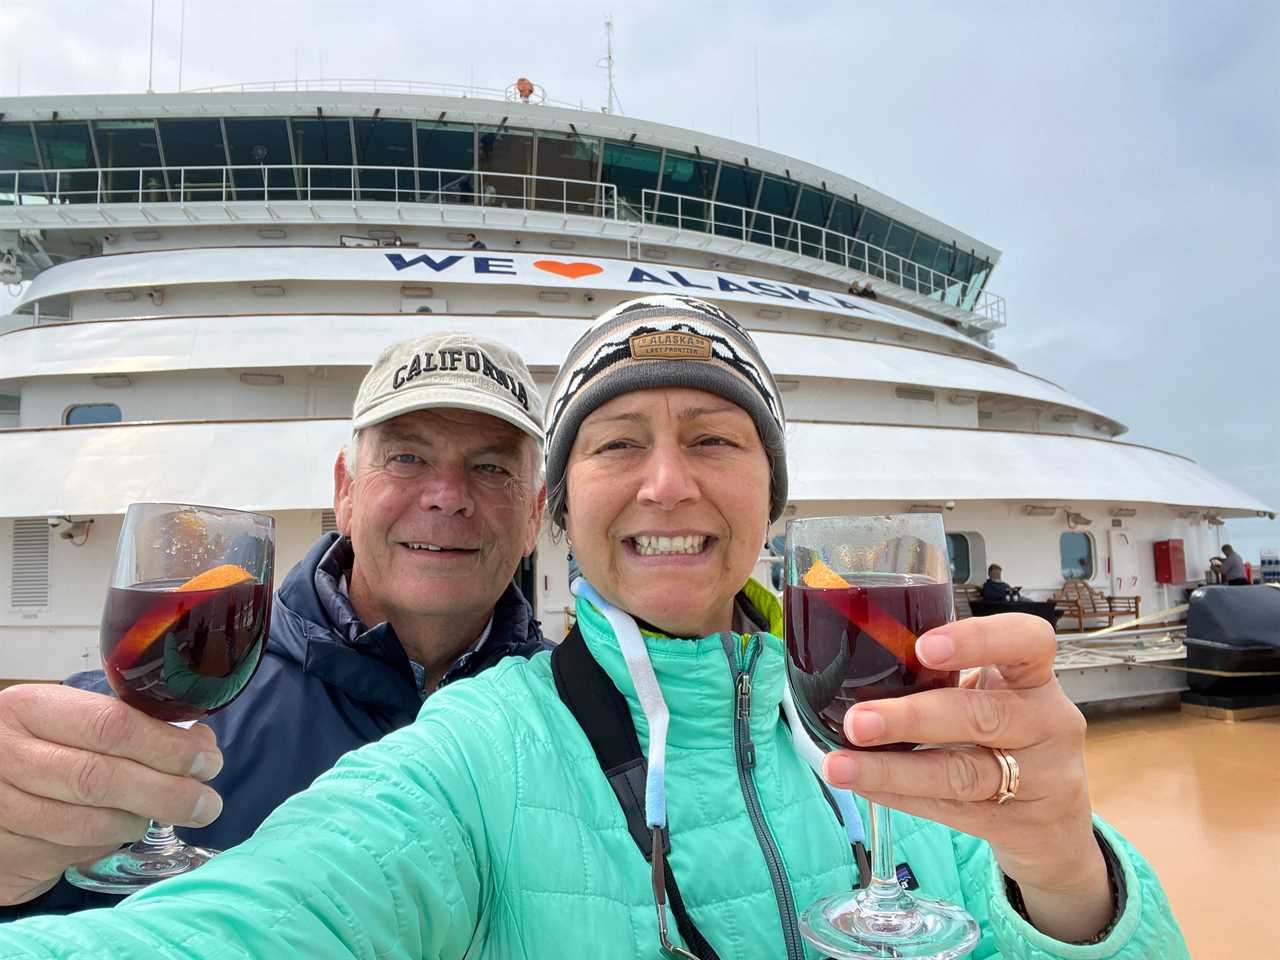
101;577;271;723
66;503;274;896
785;574;958;752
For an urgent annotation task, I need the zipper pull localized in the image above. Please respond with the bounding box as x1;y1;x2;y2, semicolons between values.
736;672;756;767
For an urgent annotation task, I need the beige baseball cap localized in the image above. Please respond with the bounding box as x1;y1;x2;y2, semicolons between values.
352;332;543;442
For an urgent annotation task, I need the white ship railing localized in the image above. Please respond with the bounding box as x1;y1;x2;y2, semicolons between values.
0;164;618;219
640;189;1004;328
182;78;585;110
0;164;1004;329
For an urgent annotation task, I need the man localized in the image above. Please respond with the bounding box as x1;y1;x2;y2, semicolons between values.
1213;544;1248;585
0;332;547;917
465;232;487;250
981;563;1016;602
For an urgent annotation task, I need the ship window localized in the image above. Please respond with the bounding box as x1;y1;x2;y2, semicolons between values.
910;235;941;295
289;117;354;200
224;118;296;201
0;123;43;206
825;198;863;266
752;175;801;250
946;533;971;584
11;518;51;609
33;122;97;203
533;131;601;214
64;403;122;425
655;150;717;231
477;125;534;209
353;118;413;202
794;187;832;259
0;123;39;170
712;163;760;239
93;121;163;203
416;121;475;203
600;141;661;218
157;119;228;199
1060;532;1094;581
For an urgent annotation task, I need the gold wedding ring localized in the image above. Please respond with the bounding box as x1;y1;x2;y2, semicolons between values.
990;747;1021;805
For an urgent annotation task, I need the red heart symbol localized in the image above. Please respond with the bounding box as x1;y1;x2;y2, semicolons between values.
533;260;604;280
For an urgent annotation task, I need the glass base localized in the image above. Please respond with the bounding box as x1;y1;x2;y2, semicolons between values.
800;887;980;959
65;832;218;895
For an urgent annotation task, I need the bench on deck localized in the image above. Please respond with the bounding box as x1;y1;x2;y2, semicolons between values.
1053;580;1141;632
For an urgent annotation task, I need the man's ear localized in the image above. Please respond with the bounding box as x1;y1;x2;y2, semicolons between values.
524;483;548;558
333;450;354;535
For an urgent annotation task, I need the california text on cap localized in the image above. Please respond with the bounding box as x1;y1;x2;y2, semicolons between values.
352;332;544;442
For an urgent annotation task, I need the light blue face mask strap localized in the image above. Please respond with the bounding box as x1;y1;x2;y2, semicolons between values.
780;682;865;846
571;578;670;829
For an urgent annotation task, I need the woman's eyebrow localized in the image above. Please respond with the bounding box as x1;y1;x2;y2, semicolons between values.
678;404;738;422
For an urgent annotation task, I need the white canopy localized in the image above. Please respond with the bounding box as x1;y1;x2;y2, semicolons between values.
0;418;1267;519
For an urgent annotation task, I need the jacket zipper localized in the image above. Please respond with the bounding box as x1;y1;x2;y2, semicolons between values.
722;633;805;960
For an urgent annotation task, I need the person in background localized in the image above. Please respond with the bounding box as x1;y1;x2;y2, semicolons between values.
465;232;487;250
1212;544;1248;585
0;296;1187;959
0;333;547;917
982;563;1018;601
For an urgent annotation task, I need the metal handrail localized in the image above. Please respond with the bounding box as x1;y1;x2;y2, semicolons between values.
182;78;585;110
0;164;618;220
640;189;1004;327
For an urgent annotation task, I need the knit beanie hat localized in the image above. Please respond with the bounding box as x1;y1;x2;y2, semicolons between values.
545;295;787;525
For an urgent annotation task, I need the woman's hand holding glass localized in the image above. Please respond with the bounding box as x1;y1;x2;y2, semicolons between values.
823;612;1114;943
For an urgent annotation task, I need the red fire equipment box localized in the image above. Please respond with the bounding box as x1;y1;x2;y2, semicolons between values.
1154;539;1186;584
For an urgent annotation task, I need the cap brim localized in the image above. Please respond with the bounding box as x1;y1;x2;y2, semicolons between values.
351;387;544;443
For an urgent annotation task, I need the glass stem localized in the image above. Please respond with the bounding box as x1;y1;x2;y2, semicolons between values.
865;800;903;903
139;820;178;848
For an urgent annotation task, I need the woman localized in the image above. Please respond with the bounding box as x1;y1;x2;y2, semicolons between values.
0;296;1185;959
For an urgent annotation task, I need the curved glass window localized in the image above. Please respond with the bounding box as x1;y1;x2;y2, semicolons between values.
224;118;296;201
415;121;475;203
64;403;122;426
477;125;533;208
289;118;352;199
157;119;228;200
534;131;600;214
600;141;661;218
34;122;97;203
1060;532;1094;581
825;198;862;266
794;187;832;259
353;118;413;201
0;123;43;206
752;175;801;250
712;163;760;238
94;121;163;203
946;534;971;584
655;150;717;230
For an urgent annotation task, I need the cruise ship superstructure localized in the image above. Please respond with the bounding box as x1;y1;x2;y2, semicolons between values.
1;82;1271;691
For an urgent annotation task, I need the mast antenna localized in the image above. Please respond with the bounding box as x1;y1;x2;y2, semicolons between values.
147;0;156;94
178;0;186;91
597;15;623;115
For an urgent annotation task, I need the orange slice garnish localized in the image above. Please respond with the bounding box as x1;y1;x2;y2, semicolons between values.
802;558;849;589
110;564;255;670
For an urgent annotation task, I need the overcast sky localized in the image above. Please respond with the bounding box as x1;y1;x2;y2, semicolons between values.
2;0;1277;560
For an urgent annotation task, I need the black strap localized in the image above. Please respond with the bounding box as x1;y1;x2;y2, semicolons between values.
552;626;720;960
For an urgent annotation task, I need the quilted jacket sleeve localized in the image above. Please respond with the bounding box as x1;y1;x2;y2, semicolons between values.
952;816;1189;959
0;675;519;960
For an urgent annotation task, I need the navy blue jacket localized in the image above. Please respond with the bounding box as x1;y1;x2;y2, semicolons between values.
3;533;547;919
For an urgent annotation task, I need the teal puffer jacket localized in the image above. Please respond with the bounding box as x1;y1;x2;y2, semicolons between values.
0;587;1187;959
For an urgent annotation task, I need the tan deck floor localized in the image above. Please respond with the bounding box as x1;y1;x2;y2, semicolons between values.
1083;701;1280;958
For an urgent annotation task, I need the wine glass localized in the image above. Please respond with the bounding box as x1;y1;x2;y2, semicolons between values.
65;503;275;894
784;513;980;959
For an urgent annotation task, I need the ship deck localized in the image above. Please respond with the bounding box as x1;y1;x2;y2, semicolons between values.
1083;698;1280;957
